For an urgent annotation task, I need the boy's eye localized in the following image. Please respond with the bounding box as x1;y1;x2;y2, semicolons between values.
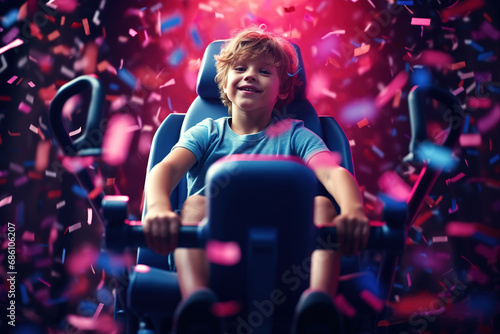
235;67;245;72
260;69;272;75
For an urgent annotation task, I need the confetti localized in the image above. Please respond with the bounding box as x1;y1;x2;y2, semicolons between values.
375;71;409;107
87;208;92;225
0;38;24;55
93;303;104;320
82;18;90;35
333;294;356;317
357;118;369;128
212;300;241;318
411;18;431;26
102;114;136;166
0;195;13;207
68;222;82;233
354;44;370;57
206;239;241;266
432;236;448;243
360;290;384;312
7;75;18;84
68;127;82;137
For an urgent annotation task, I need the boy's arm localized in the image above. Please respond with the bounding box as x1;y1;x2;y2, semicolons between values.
143;147;197;255
307;151;369;255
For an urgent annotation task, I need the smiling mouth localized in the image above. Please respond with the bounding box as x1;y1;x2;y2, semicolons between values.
238;86;262;93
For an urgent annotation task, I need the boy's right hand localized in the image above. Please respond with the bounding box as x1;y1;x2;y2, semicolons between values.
143;208;180;255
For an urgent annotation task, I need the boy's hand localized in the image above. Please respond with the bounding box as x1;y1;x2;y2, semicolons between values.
143;208;180;255
334;208;370;256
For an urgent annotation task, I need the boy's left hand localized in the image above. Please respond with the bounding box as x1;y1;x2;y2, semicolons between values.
334;208;370;256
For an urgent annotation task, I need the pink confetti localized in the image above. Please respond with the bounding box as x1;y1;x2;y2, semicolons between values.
160;78;176;88
29;124;39;134
467;266;489;285
212;300;241;317
357;118;370;128
37;277;51;287
377;171;412;202
467;97;492;109
18;101;32;114
308;151;342;169
28;81;36;88
22;231;35;242
82;18;90;35
93;303;104;320
68;127;82;137
477;104;500;133
66;244;99;275
475;243;499;260
129;28;138;37
449;172;466;184
459;134;482;147
0;38;24;55
360;290;384;312
432;236;448;243
333;294;356;317
68;222;82;233
87;208;92;225
375;71;409;107
266;118;294;138
7;76;18;84
406;50;454;69
102;114;136;166
451;86;464;96
411;18;431;26
206;240;241;266
406;272;412;287
135;264;151;273
354;44;370;57
0;195;13;207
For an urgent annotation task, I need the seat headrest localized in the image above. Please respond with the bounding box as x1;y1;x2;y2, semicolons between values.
196;40;307;102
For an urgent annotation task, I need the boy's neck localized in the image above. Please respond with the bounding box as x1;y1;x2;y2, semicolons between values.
230;110;273;135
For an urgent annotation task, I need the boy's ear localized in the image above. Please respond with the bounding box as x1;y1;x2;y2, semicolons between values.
278;92;288;100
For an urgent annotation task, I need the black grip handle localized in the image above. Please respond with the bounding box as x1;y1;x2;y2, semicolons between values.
317;225;405;253
106;223;206;251
49;75;105;157
404;85;464;165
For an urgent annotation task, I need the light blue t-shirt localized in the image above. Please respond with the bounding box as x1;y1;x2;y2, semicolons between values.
172;117;329;196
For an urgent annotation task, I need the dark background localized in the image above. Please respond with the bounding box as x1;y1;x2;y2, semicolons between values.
0;0;499;333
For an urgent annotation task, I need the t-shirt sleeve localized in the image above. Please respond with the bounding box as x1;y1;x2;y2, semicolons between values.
291;122;330;163
172;119;214;165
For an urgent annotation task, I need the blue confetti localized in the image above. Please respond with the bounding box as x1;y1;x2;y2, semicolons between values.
477;51;494;62
397;0;414;4
168;97;173;110
416;141;458;170
371;145;385;158
169;49;185;66
489;154;499;165
20;284;28;304
17;202;24;226
161;14;182;33
190;27;203;48
71;184;88;198
469;41;485;53
392;128;397;136
473;232;499;246
62;248;66;264
23;160;34;167
117;68;137;89
1;9;19;28
463;115;471;133
108;83;119;91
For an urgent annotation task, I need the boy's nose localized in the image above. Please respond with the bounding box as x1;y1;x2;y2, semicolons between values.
244;70;257;81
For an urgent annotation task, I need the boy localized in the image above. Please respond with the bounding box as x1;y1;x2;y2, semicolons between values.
143;26;369;331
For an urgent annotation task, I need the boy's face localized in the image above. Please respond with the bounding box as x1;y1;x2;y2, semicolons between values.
224;55;287;117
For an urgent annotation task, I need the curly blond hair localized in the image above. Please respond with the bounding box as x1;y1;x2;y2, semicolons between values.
214;26;299;115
